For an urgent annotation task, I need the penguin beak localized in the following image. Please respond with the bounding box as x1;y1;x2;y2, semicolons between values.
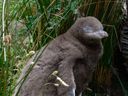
95;30;108;39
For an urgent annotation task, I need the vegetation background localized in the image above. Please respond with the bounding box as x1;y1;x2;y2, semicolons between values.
0;0;127;96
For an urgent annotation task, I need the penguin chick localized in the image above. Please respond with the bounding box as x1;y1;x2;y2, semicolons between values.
14;16;108;96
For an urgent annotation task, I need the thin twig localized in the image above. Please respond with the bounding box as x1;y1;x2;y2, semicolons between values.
2;0;7;62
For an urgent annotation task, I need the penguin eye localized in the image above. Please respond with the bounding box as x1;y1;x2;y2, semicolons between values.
100;26;104;30
83;26;93;33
